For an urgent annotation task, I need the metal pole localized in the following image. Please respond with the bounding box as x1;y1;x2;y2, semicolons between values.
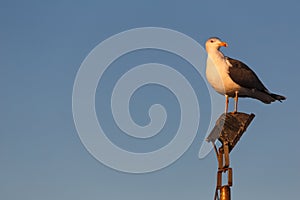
207;112;255;200
220;185;231;200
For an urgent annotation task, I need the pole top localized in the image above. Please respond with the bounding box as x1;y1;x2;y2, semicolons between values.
206;112;255;152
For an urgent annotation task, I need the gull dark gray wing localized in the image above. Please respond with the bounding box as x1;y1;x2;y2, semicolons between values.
226;57;268;92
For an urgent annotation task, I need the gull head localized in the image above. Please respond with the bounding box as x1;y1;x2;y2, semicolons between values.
205;37;228;52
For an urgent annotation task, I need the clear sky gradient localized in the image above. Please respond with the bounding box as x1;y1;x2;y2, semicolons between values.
0;0;299;200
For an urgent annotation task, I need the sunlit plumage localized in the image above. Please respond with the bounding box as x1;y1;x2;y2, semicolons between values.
205;37;286;113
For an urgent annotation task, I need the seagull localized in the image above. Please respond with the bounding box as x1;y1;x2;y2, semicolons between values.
205;37;286;113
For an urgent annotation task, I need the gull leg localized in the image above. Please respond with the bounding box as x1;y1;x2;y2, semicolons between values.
234;91;239;113
225;95;229;113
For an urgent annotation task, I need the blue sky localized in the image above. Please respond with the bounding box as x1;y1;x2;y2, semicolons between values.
0;0;299;199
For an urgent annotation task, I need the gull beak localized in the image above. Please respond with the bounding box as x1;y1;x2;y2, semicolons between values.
219;41;228;47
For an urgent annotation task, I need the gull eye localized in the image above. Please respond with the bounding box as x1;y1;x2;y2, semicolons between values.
210;40;214;43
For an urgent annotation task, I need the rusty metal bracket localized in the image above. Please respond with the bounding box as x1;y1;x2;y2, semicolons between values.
207;112;255;200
